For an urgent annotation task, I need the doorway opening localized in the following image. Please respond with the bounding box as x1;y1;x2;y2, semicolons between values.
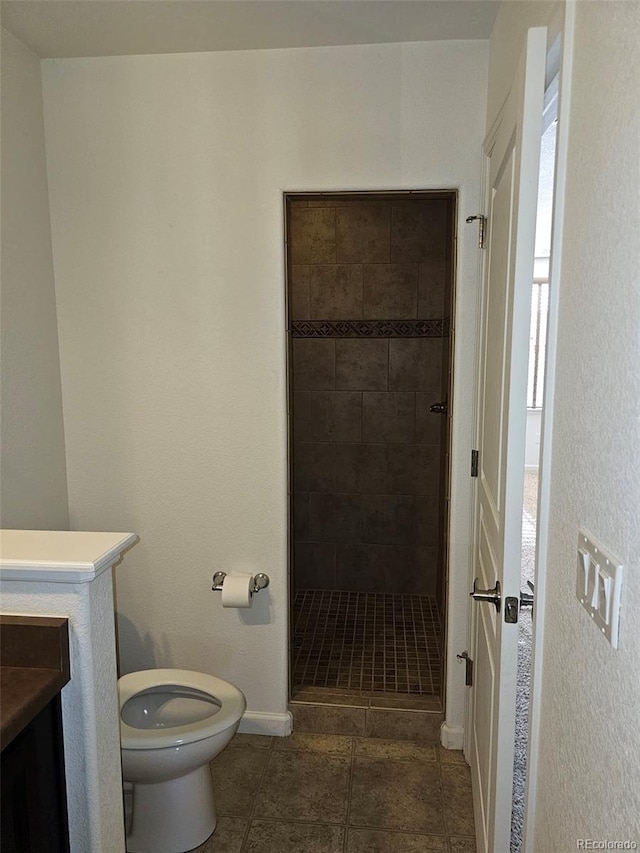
511;96;558;852
285;190;456;709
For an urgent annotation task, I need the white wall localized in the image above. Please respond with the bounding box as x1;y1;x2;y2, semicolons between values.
41;40;488;723
488;1;640;848
0;28;69;529
485;0;559;130
536;2;640;846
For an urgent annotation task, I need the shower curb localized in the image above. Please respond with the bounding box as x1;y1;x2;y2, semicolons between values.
289;699;443;742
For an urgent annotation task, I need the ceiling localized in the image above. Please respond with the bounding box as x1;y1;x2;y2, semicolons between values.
0;0;499;59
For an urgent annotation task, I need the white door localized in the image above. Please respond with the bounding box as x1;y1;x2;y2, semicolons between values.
468;27;547;853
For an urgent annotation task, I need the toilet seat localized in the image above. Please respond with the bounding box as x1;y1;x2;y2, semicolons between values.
119;668;245;750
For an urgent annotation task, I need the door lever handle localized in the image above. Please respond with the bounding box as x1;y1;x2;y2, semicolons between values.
429;401;448;414
470;578;501;613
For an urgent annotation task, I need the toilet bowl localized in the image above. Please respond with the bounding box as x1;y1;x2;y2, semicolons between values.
118;668;246;853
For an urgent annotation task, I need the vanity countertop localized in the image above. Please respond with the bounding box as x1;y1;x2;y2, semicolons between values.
0;615;70;750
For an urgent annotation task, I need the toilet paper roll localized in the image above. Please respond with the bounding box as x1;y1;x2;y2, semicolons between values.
221;573;254;608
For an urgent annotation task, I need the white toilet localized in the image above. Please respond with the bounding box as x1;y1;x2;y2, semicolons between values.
118;668;246;853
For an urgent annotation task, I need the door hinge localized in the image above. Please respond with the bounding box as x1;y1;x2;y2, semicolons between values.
465;214;486;249
457;651;474;687
471;449;479;477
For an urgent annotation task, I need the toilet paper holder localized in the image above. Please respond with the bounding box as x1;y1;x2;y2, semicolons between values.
211;571;270;593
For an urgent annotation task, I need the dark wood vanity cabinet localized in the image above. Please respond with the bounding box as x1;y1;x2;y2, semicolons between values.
1;694;70;853
1;616;71;853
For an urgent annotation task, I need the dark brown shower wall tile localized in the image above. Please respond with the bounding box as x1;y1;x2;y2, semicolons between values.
293;392;362;442
336;543;427;593
292;339;335;391
309;265;363;319
362;392;415;443
363;264;419;319
293;392;311;439
336;205;391;263
289;265;310;319
415;393;445;445
309;493;362;543
334;443;388;494
382;545;434;594
418;259;448;319
290;207;336;264
294;542;336;589
330;443;367;494
294;443;335;492
357;443;390;493
335;544;388;591
390;200;449;264
295;442;388;495
294;492;310;539
415;497;440;546
361;494;418;546
387;445;441;495
389;339;443;392
311;198;386;209
417;547;439;596
336;339;388;391
440;336;451;389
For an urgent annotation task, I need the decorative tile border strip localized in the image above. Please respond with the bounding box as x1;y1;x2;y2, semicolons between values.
291;318;449;338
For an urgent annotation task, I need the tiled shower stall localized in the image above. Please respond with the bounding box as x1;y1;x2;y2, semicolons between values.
287;193;454;702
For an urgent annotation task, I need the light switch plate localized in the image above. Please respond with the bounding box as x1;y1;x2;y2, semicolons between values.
576;530;623;648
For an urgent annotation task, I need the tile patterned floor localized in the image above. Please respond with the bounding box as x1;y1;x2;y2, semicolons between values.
292;590;442;696
193;733;476;853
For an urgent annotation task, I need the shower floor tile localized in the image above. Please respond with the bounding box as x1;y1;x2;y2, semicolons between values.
292;590;441;696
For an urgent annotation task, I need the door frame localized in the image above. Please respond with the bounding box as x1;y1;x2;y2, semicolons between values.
284;188;458;703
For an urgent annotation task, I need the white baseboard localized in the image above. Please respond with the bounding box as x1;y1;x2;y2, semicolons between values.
525;464;539;473
239;710;293;737
440;722;464;750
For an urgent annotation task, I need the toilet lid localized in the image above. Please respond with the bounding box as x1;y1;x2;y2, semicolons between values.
118;669;246;749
